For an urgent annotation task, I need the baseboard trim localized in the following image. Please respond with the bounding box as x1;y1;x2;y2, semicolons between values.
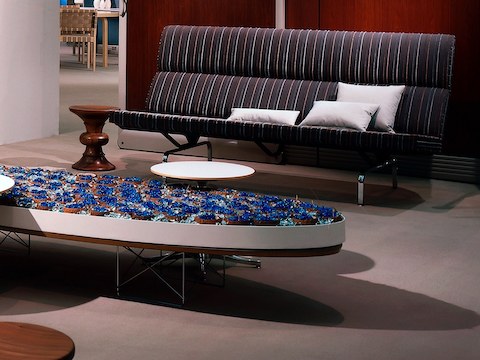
285;146;480;184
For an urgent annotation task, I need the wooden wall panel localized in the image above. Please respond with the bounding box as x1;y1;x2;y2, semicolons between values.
126;0;276;111
285;0;319;29
444;1;480;156
285;0;480;156
319;0;452;33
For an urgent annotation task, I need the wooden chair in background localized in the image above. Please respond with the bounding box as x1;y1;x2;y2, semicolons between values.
59;7;97;70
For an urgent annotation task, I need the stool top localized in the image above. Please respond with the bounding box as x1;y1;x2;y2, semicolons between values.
69;104;119;119
69;104;118;113
0;322;75;360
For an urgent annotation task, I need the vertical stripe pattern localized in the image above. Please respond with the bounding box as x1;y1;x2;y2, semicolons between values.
111;25;456;155
147;72;335;121
157;26;454;89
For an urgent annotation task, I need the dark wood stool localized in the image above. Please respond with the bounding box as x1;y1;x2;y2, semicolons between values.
70;105;118;171
0;322;75;359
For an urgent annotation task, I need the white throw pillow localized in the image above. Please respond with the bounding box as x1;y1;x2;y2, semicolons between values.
299;101;380;131
227;108;300;126
336;82;406;132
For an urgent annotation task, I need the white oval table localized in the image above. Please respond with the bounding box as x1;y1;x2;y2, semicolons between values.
0;175;14;193
150;161;255;183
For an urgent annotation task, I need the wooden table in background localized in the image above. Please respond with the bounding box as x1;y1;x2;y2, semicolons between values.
96;9;120;68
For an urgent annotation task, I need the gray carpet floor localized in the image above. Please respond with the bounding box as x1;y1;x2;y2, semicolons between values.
0;47;478;360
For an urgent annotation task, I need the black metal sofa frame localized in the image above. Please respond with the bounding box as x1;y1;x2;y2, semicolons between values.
110;25;455;205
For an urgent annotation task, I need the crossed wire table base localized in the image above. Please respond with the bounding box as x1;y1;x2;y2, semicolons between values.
116;247;227;306
0;231;31;254
0;231;248;306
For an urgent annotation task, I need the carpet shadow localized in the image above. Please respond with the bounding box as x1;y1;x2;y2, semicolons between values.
0;241;478;331
176;254;480;330
323;276;480;331
219;171;425;210
181;276;480;331
0;240;115;315
185;276;344;326
117;251;480;331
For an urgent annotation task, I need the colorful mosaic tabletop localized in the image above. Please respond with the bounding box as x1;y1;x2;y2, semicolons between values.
0;165;342;226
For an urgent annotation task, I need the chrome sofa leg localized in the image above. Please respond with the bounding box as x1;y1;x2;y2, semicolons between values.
356;156;398;205
357;174;365;206
391;157;398;189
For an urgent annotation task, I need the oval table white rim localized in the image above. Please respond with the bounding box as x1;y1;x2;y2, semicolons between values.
150;161;255;181
0;205;345;255
0;175;14;193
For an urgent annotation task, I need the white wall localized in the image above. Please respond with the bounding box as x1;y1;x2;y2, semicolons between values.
118;0;126;108
0;0;59;145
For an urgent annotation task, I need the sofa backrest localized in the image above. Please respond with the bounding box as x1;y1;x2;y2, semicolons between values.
146;25;455;138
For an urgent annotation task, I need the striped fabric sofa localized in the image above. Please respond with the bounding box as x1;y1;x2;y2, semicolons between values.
110;25;455;204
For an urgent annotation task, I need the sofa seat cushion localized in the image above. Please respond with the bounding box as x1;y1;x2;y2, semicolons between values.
111;110;442;154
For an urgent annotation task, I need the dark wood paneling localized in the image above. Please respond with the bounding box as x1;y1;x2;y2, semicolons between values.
445;1;480;156
286;0;480;156
319;0;452;33
285;0;319;29
126;0;276;111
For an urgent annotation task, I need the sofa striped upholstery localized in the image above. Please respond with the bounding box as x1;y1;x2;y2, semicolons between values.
156;26;453;88
111;25;455;155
